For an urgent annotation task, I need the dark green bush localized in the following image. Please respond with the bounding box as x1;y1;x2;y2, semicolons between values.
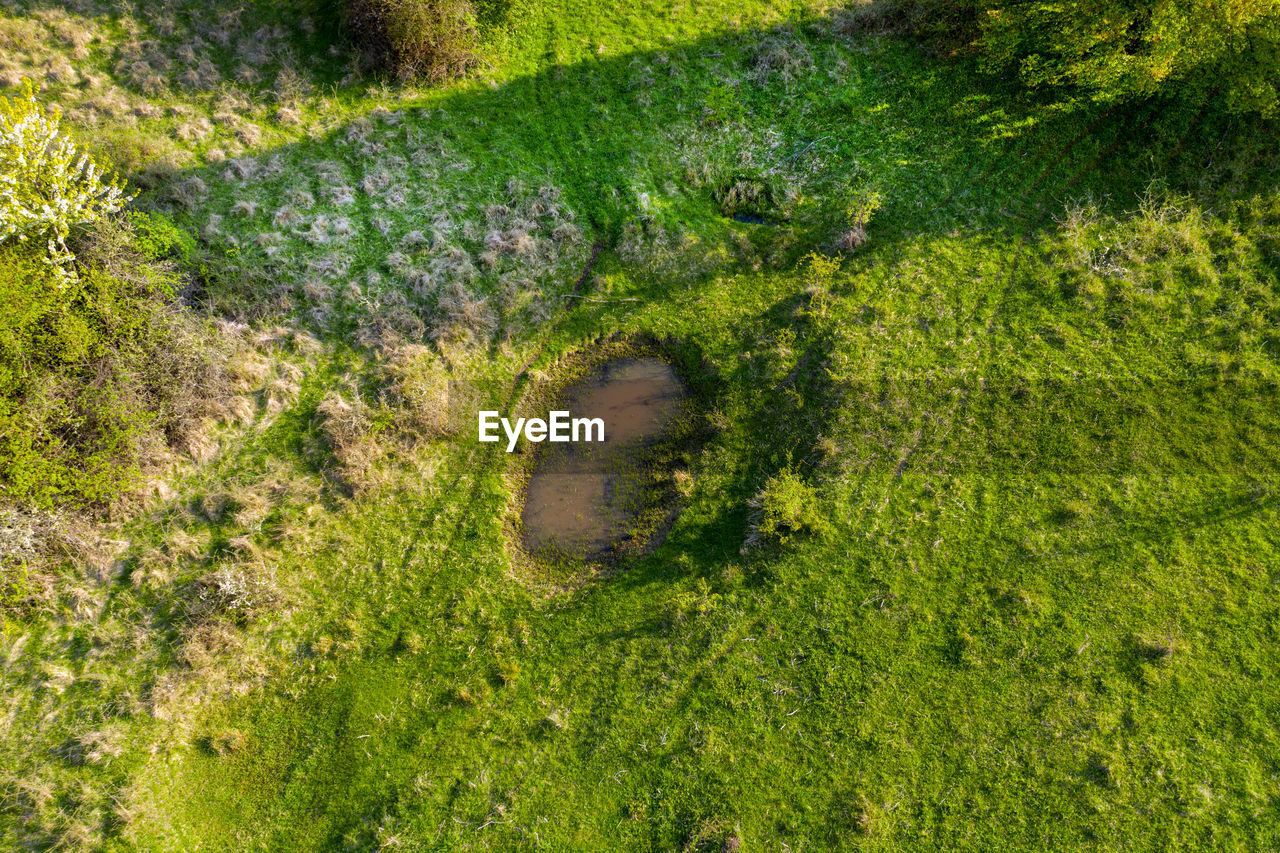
0;213;227;507
341;0;479;82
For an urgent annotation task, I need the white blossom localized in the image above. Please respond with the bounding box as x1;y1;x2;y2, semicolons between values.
0;80;135;281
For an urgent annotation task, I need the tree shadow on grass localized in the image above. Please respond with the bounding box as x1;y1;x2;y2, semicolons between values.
138;10;1156;316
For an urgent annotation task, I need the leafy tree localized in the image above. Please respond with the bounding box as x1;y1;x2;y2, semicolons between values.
983;0;1280;113
905;0;1280;115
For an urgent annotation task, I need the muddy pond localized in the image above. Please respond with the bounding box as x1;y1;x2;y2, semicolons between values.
521;357;688;561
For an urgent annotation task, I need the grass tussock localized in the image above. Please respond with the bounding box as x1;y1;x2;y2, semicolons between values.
749;26;815;86
312;391;381;495
379;345;453;436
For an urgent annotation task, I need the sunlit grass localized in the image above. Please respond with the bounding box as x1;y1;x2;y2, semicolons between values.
2;0;1279;849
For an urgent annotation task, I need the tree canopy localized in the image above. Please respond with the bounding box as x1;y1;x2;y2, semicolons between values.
915;0;1280;114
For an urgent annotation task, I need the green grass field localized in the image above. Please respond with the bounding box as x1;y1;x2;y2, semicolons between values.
2;0;1280;849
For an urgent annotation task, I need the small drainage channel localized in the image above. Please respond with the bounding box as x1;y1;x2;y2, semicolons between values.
519;356;690;563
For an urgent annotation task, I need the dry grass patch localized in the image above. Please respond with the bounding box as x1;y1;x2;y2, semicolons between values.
380;344;453;436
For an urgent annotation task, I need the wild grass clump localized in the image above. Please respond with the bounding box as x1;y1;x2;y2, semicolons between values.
713;177;778;218
379;345;452;436
313;391;383;495
749;27;815;86
56;728;126;767
341;0;479;82
84;124;187;184
1048;190;1280;366
850;793;888;837
744;465;832;550
432;280;496;344
1133;630;1184;662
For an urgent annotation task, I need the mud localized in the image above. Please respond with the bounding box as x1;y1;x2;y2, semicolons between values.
521;357;685;560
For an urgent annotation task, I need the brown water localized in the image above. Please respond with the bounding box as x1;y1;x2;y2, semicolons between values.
521;357;685;560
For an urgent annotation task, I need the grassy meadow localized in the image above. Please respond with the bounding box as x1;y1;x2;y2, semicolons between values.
2;0;1280;849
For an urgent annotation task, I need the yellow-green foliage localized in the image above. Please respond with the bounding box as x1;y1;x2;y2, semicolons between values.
0;80;134;272
801;251;841;289
978;0;1280;114
0;84;215;507
843;187;883;230
0;214;224;507
754;465;832;543
904;0;1280;115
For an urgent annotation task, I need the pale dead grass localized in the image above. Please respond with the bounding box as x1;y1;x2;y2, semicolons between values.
313;392;381;495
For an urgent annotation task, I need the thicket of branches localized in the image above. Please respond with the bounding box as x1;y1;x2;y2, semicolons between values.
0;85;227;508
338;0;479;82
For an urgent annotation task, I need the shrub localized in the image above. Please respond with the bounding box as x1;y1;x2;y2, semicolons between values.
0;80;133;274
0;214;229;507
194;564;278;622
341;0;479;82
0;90;207;508
800;251;842;317
663;578;721;627
981;0;1280;115
834;186;883;250
747;465;832;547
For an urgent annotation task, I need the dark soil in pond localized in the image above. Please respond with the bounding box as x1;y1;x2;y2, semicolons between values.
521;357;688;561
